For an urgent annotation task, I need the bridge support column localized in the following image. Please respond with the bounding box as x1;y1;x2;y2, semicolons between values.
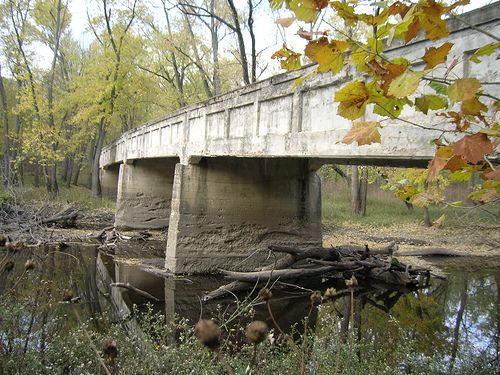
115;158;177;229
165;157;322;274
100;165;120;199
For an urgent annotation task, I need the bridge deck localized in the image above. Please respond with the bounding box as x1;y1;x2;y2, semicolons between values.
100;4;500;169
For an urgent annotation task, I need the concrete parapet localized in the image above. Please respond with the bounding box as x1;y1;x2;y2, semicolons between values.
165;157;322;274
115;158;178;229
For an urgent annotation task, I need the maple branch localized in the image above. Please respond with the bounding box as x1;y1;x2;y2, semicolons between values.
375;103;458;134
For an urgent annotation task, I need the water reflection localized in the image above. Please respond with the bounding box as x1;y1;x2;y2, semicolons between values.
1;244;498;369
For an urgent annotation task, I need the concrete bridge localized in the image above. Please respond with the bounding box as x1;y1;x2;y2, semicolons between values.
100;3;500;274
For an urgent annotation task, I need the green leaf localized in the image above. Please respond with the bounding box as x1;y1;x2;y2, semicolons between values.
470;42;500;63
429;81;447;95
415;94;448;114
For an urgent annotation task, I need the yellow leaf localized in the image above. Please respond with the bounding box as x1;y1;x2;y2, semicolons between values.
271;46;302;71
447;78;480;102
461;97;487;116
341;121;382;146
330;1;359;25
288;0;328;22
432;214;445;227
422;42;453;69
387;70;426;98
334;80;369;120
418;1;449;41
304;38;348;73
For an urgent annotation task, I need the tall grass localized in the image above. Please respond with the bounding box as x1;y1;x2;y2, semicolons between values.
321;180;498;228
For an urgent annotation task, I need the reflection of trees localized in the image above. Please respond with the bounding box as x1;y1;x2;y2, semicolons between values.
449;276;468;372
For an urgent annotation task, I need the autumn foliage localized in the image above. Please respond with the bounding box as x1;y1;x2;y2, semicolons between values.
271;0;499;206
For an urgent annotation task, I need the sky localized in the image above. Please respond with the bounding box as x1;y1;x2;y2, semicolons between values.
32;0;497;75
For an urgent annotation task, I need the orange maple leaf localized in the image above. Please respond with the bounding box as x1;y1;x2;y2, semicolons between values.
452;133;494;164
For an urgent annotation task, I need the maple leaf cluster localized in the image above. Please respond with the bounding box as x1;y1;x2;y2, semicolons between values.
271;0;499;205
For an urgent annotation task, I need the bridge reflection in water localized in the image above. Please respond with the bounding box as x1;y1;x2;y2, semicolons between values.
95;248;499;364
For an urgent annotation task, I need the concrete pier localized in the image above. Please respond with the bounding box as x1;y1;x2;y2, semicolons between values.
165;157;321;273
115;158;178;229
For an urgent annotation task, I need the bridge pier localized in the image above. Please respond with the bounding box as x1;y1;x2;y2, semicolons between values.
165;157;322;274
100;165;120;199
115;158;178;229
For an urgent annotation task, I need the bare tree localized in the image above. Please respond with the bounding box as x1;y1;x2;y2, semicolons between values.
177;0;260;86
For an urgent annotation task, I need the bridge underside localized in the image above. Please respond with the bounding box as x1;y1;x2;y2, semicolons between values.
102;156;325;273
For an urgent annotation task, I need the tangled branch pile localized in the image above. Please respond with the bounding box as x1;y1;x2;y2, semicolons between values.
204;242;431;301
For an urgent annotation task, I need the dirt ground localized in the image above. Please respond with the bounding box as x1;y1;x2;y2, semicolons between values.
323;222;500;273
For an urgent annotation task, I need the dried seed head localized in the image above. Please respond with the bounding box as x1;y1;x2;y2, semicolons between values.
0;235;7;247
245;320;269;345
324;287;336;299
4;261;14;272
194;319;221;350
310;290;322;305
6;241;24;253
24;259;35;271
62;289;73;302
102;339;118;359
258;288;273;301
345;275;358;288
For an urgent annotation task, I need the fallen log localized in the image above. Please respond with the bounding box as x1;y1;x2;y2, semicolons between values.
202;254;297;301
41;206;79;227
269;242;397;259
219;266;339;283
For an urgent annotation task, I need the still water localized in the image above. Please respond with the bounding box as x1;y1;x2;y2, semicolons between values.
1;243;499;371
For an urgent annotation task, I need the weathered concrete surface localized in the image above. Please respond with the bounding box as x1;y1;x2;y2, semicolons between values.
165;158;321;273
100;164;120;199
115;158;178;229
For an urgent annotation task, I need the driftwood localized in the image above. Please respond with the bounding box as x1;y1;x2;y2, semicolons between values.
110;282;161;302
203;242;420;301
220;266;340;283
41;205;79;227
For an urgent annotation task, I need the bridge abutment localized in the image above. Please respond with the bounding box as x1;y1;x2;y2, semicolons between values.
114;158;178;229
165;157;322;274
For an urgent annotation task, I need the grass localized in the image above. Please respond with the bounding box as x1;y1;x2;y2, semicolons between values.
14;184;115;211
322;188;498;228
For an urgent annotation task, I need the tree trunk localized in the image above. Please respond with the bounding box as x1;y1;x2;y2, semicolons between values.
210;0;221;95
0;63;10;186
72;164;80;186
34;163;40;188
50;164;59;193
61;156;69;182
359;166;368;217
247;0;257;83
65;156;73;188
351;166;360;215
226;0;250;85
91;120;105;197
